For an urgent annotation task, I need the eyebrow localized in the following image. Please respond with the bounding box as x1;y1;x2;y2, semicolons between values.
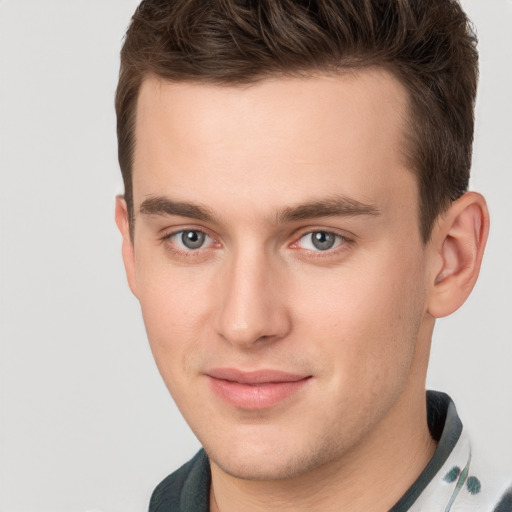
138;194;380;224
139;196;216;222
275;196;380;223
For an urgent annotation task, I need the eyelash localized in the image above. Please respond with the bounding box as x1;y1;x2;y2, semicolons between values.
159;228;219;259
159;228;353;259
291;231;351;255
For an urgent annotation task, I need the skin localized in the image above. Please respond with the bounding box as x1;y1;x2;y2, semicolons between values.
116;69;489;512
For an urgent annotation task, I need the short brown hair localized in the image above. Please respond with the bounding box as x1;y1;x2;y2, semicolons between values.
115;0;478;242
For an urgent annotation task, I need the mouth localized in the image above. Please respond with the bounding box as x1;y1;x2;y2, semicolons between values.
206;368;312;410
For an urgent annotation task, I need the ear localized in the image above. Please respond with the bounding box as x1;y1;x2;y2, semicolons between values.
115;195;139;298
427;192;489;318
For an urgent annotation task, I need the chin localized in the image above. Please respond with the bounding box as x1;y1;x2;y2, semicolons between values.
205;434;339;482
211;454;310;481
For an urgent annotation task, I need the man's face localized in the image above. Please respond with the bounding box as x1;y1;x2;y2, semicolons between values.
119;70;437;480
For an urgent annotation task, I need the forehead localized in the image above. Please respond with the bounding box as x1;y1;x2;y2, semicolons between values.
132;69;415;221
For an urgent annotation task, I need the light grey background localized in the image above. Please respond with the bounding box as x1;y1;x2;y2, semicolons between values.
0;1;510;511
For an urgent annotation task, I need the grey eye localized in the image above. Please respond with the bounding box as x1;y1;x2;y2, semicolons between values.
297;231;344;251
181;230;206;249
311;231;336;250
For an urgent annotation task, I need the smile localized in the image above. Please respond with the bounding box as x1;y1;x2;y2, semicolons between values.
206;368;312;410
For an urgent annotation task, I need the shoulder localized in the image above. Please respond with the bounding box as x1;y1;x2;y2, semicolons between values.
460;423;512;512
461;447;512;512
393;392;511;512
149;449;210;512
493;486;512;512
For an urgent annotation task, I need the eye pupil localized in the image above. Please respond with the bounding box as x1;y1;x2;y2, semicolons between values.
311;231;336;250
181;230;205;249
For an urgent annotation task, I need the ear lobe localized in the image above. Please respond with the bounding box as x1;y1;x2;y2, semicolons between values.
115;195;139;298
427;192;489;318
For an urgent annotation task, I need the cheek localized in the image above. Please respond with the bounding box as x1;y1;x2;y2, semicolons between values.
291;252;427;378
135;260;215;380
139;291;210;414
136;243;214;326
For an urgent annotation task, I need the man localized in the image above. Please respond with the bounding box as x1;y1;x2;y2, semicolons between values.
114;1;510;510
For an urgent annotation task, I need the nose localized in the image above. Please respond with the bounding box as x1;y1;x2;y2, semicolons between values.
214;247;292;348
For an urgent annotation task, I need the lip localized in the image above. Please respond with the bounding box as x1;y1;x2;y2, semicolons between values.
206;368;311;410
